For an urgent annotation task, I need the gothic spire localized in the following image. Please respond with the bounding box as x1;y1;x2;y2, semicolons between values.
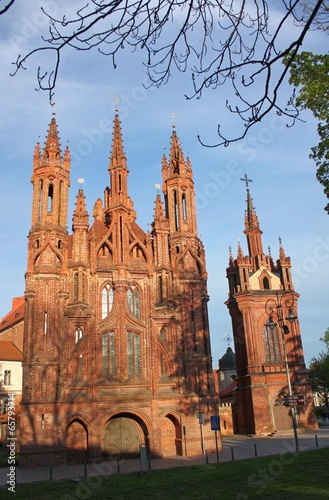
241;176;264;268
72;188;89;228
168;130;185;176
109;113;127;171
153;193;165;224
41;117;62;166
245;187;260;230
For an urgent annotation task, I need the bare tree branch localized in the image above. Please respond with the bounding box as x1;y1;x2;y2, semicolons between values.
0;0;16;16
8;0;329;145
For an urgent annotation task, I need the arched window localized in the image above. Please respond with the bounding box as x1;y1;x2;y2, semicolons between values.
127;331;141;377
127;285;140;318
263;277;270;290
182;192;187;221
75;327;83;343
102;331;116;377
47;184;53;212
102;284;114;319
263;325;281;363
160;352;168;377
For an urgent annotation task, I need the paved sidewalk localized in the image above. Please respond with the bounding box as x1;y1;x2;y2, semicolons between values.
1;428;328;487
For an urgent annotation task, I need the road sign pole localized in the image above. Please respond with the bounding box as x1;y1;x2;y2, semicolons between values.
215;431;219;462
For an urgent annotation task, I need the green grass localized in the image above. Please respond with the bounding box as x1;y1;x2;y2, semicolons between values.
2;448;329;500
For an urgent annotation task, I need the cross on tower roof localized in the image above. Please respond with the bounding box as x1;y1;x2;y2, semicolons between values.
223;334;232;347
169;112;178;128
240;173;253;190
113;96;121;113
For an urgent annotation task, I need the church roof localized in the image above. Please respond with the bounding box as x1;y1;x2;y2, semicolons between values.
220;379;237;398
219;346;236;370
0;296;24;332
0;340;23;361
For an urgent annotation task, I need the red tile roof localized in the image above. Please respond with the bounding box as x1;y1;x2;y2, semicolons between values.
0;297;24;332
219;379;237;398
0;340;23;361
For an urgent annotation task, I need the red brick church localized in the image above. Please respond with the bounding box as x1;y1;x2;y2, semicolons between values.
19;112;219;465
225;178;317;435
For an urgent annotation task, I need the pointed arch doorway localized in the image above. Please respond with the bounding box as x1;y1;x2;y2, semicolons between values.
160;414;183;456
273;393;292;431
103;415;146;457
66;420;88;463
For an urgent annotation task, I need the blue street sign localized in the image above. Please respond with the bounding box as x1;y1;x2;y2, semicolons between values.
210;415;220;431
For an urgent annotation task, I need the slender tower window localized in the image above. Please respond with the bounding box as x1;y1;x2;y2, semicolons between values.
263;325;281;363
263;277;270;290
47;184;53;212
38;180;43;223
77;354;83;378
173;190;179;230
182;193;187;221
44;312;48;335
58;181;63;224
102;332;116;377
127;286;140;318
74;273;79;300
75;327;83;343
102;284;114;319
127;331;141;377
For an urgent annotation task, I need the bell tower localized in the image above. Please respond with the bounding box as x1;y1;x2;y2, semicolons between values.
20;115;71;464
225;176;317;435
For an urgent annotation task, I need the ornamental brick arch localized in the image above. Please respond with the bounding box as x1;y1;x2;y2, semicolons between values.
273;392;292;431
66;417;89;463
100;409;153;458
158;410;183;456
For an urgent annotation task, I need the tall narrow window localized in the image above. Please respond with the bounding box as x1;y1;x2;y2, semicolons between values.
75;327;83;343
127;331;141;377
263;326;281;363
160;353;167;376
38;180;43;223
182;192;187;221
74;273;79;300
81;273;85;301
77;354;83;379
102;334;108;377
47;184;53;212
158;275;163;302
4;370;11;385
42;370;47;397
44;312;48;335
127;285;140;318
102;284;114;319
102;332;115;377
58;181;63;224
263;277;270;290
173;190;179;230
119;216;123;262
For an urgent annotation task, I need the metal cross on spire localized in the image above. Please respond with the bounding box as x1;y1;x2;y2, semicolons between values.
240;173;253;190
51;101;59;116
223;334;232;347
169;112;178;128
113;96;121;113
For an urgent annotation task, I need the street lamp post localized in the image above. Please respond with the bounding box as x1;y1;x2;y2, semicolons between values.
265;291;300;452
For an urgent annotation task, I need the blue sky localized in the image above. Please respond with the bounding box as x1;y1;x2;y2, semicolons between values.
0;1;328;367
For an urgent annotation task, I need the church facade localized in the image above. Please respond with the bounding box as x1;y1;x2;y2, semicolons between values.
225;180;317;435
19;113;219;466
